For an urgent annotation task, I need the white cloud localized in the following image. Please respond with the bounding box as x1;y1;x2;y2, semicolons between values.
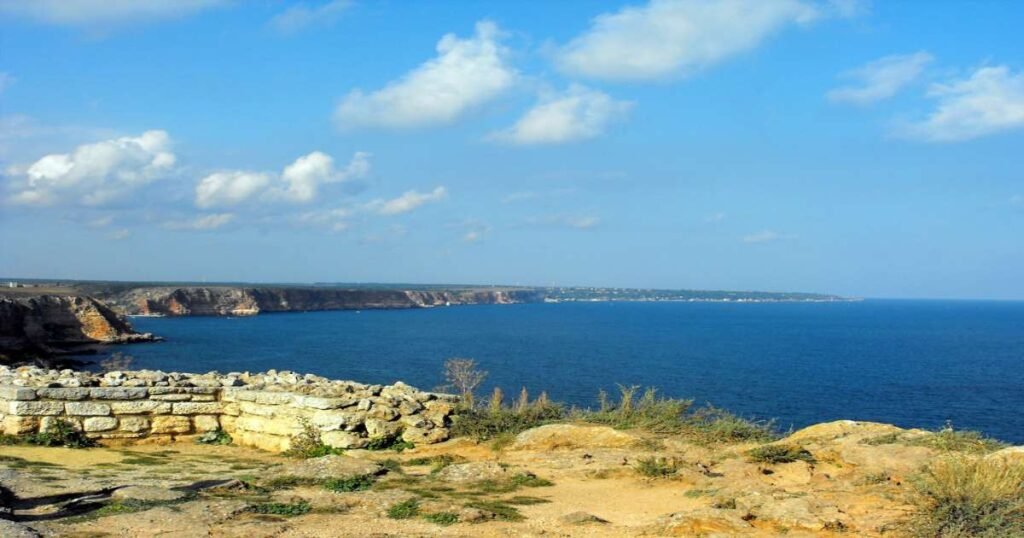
193;151;370;208
490;85;633;145
0;72;13;94
0;0;226;27
334;21;517;129
742;230;793;243
367;186;448;216
106;228;130;240
270;0;351;34
899;66;1024;142
194;171;272;209
164;213;235;231
525;214;601;230
555;0;818;81
827;51;932;105
6;130;175;206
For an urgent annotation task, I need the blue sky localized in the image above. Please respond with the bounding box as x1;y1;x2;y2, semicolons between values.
1;1;1022;299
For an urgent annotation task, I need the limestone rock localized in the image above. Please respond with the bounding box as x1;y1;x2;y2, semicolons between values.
654;508;754;536
112;486;188;503
435;462;509;483
510;424;639;450
0;520;41;538
561;511;609;525
785;420;906;443
278;455;382;481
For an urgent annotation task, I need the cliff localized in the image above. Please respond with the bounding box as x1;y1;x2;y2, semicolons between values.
96;286;546;317
0;295;157;361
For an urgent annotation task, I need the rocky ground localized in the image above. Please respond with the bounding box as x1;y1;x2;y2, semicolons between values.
1;420;1021;537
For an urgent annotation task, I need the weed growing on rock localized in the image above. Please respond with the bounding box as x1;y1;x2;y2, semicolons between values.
284;419;344;459
450;387;565;441
861;426;1006;455
250;500;312;517
466;500;525;521
365;432;414;452
322;474;376;493
635;457;679;478
423;511;459;525
746;444;815;465
510;472;553;488
387;498;421;519
195;429;232;445
909;456;1024;537
22;419;95;448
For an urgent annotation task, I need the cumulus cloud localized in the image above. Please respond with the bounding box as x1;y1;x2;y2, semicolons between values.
6;130;175;206
827;52;932;105
490;85;633;145
898;65;1024;142
742;230;793;243
0;0;227;27
164;213;235;231
334;21;516;129
555;0;818;81
366;186;448;216
194;151;370;208
269;0;351;34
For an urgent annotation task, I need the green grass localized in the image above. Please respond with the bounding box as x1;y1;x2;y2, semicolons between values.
505;496;551;505
510;472;553;487
366;433;415;452
322;474;376;492
249;500;312;517
378;458;403;474
283;419;345;459
386;498;421;519
861;427;1006;455
465;500;525;522
908;456;1024;537
406;454;464;474
195;429;233;445
450;404;565;441
746;444;816;465
635;457;679;478
423;511;459;525
1;420;95;449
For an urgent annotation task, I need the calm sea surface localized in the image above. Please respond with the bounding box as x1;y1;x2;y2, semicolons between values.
118;300;1024;443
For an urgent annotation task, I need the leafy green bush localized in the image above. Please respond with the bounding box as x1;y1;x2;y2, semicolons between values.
322;474;376;492
195;429;232;445
635;457;679;478
746;444;815;464
28;419;95;448
423;511;459;525
909;456;1024;537
250;500;312;517
387;498;421;519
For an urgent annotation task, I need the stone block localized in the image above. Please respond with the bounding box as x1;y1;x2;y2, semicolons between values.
65;402;112;416
9;401;64;416
253;392;293;405
35;388;90;400
322;431;370;449
311;410;363;432
402;426;448;445
369;406;399;421
151;415;192;434
118;416;150;433
189;394;217;402
172;402;221;415
231;430;290;452
89;387;148;400
149;394;191;401
221;403;241;417
399;414;429;429
2;415;39;434
83;417;118;432
0;386;36;401
41;416;81;432
365;418;402;439
235;416;300;436
193;415;220;432
238;401;277;417
110;401;172;414
294;395;357;410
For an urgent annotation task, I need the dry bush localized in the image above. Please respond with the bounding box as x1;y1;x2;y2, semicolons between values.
443;357;487;406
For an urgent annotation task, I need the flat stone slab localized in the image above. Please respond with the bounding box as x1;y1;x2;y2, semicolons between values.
277;455;382;480
112;486;189;503
435;461;509;483
511;424;639;450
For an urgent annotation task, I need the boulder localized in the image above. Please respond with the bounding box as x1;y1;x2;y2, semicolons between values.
112;486;188;502
278;455;382;480
785;420;906;443
435;462;509;483
510;424;638;450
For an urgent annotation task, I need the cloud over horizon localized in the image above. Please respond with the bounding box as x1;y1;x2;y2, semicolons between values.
334;21;516;130
5;130;176;206
828;51;933;105
490;85;633;145
555;0;819;81
269;0;352;35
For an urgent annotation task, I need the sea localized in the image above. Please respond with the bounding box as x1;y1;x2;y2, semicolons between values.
113;300;1024;444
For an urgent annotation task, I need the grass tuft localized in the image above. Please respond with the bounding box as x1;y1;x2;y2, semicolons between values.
322;474;376;492
746;444;815;465
195;429;232;445
908;456;1024;537
283;419;344;459
249;500;312;517
635;457;679;478
387;498;421;519
423;511;459;525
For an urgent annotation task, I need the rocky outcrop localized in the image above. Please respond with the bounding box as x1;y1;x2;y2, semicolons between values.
0;296;157;361
96;286;545;317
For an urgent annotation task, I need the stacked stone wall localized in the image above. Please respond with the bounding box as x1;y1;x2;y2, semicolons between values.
0;367;456;452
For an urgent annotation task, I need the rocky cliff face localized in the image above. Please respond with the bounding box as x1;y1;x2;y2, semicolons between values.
0;295;156;360
101;287;545;317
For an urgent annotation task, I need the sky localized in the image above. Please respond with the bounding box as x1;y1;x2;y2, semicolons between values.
0;0;1022;299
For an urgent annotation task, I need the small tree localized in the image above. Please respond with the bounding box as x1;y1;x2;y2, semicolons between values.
444;358;487;407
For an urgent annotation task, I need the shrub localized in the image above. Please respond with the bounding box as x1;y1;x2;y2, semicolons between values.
323;474;376;492
635;457;679;478
510;472;554;488
423;511;459;525
387;498;421;519
450;394;565;441
746;444;815;465
684;406;777;445
908;456;1024;537
466;500;525;521
284;419;343;459
250;500;311;517
443;358;487;407
914;427;1007;454
575;386;693;434
195;429;232;445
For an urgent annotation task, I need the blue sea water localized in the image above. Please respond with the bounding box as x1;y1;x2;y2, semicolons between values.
117;300;1024;443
